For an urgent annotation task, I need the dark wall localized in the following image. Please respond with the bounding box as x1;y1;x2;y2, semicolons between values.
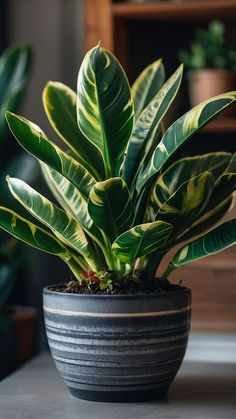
0;0;6;53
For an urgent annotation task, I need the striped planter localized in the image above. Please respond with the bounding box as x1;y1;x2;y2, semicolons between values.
43;286;191;402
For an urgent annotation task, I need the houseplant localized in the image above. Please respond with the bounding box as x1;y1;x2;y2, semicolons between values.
0;44;37;379
179;20;236;108
2;45;236;401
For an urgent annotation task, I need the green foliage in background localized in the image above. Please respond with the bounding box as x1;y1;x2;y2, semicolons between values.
179;20;236;73
2;45;236;290
0;45;34;309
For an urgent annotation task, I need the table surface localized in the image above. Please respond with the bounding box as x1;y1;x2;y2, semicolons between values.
1;333;236;419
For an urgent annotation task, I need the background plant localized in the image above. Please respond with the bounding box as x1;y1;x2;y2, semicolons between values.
0;44;37;309
2;45;236;291
179;20;236;74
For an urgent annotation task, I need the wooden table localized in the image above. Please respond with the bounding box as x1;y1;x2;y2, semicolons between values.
1;333;236;419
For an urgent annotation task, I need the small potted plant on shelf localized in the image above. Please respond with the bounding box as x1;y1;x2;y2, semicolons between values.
0;44;38;379
1;44;236;401
179;20;236;110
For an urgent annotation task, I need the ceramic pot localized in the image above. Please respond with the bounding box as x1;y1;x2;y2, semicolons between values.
189;69;236;115
43;286;191;402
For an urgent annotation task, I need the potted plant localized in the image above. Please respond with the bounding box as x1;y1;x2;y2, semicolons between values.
179;20;236;110
1;45;236;401
0;44;38;379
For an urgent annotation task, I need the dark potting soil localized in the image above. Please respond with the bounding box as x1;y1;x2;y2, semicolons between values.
48;279;181;296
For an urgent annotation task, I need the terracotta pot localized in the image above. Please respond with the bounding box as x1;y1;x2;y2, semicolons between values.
10;305;38;364
44;285;191;402
189;69;236;116
0;306;37;379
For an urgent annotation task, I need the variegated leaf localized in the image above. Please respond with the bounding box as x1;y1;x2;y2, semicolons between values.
124;64;183;186
6;112;95;197
131;58;165;118
157;153;236;243
180;153;236;233
156;172;215;237
136;92;236;192
226;152;236;173
0;206;69;259
206;174;236;213
202;153;236;214
151;152;231;212
88;177;133;242
41;163;104;246
0;152;39;214
7;177;99;271
77;45;134;177
177;196;233;243
163;218;236;277
112;221;173;265
43;81;104;179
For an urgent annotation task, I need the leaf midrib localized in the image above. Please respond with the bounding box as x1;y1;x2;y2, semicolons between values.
93;65;112;178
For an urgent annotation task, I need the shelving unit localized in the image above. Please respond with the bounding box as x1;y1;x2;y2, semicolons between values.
85;1;236;68
113;0;236;20
203;118;236;133
85;1;236;332
85;1;236;131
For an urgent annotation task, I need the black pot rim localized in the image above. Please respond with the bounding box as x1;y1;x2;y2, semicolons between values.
43;284;190;300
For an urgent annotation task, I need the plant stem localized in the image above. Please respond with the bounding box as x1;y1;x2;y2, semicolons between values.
161;263;175;280
64;256;85;282
133;179;153;225
71;252;88;271
101;232;122;275
143;251;166;281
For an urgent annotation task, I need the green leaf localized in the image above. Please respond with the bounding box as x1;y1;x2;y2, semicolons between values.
42;81;104;179
112;221;173;265
206;174;236;212
131;58;165;118
164;218;236;277
0;45;32;138
136;92;236;192
177;196;233;243
203;153;236;213
0;153;39;211
77;45;134;177
165;153;236;243
0;206;69;259
88;177;133;242
156;172;215;237
151;152;231;212
124;64;183;186
7;177;99;271
6;112;95;198
41;163;104;246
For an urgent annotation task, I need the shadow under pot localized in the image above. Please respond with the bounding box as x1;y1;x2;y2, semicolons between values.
43;286;191;402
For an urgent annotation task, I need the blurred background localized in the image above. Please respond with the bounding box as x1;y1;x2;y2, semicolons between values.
1;0;236;379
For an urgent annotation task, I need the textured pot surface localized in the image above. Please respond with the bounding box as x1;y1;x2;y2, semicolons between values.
43;286;191;402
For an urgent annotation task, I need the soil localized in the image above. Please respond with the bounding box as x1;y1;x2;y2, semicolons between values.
48;279;182;296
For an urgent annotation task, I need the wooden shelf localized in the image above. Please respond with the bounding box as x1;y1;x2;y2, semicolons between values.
113;0;236;20
85;0;236;136
203;118;236;133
